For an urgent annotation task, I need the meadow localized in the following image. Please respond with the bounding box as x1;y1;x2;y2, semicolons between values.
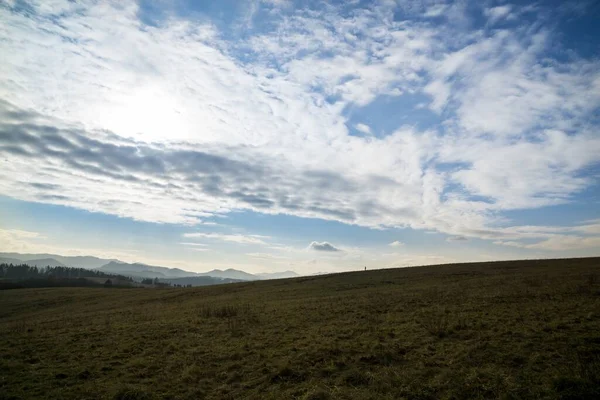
1;257;599;399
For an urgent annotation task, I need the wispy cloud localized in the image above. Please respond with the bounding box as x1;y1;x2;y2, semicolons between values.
484;6;513;24
446;236;468;242
355;123;372;135
183;232;270;245
496;236;600;251
246;252;289;260
389;241;404;247
0;0;598;255
0;229;45;240
424;4;449;18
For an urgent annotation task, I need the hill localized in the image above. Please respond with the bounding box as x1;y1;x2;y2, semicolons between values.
197;268;258;281
0;257;23;265
0;252;119;269
0;253;298;282
99;261;197;279
158;276;245;287
17;258;67;268
1;257;599;399
55;255;121;270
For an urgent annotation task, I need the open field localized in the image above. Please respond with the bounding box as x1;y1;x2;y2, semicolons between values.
1;258;599;399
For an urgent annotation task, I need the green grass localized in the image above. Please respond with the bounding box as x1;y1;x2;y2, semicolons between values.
1;257;599;399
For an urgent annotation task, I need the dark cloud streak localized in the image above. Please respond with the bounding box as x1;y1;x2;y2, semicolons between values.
308;241;341;252
0;99;399;225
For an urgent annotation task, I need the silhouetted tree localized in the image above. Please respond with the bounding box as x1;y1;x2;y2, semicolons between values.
0;263;133;287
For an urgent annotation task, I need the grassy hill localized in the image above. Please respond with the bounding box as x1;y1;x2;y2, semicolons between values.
1;258;599;399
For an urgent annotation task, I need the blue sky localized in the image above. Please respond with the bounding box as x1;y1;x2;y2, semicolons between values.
0;0;599;274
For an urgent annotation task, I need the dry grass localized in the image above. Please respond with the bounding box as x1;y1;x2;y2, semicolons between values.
1;257;599;399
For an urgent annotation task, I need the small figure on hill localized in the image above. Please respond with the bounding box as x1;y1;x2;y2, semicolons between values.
104;279;113;288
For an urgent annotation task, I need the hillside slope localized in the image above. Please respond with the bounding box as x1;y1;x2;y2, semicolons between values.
159;276;245;287
1;257;599;399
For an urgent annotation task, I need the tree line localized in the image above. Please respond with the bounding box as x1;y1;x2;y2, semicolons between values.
140;277;192;288
0;263;134;281
0;263;137;289
0;263;194;289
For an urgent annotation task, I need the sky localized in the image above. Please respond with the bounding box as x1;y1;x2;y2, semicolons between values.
0;0;599;275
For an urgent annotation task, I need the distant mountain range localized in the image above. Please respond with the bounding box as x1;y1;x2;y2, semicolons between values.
0;257;25;265
0;253;119;269
0;256;67;268
99;261;198;279
196;268;259;281
0;252;299;284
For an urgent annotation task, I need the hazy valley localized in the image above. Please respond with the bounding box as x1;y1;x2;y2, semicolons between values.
0;252;299;287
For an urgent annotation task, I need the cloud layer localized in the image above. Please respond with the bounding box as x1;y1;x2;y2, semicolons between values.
1;0;599;252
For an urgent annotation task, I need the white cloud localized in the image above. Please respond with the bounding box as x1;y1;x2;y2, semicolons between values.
496;236;600;251
575;221;600;235
484;6;512;24
433;30;600;139
183;233;270;245
424;80;451;113
0;229;48;254
0;229;45;240
189;248;210;252
246;252;289;260
442;130;600;209
262;0;293;9
0;0;598;256
446;236;467;242
355;123;372;135
389;241;404;247
424;4;449;18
